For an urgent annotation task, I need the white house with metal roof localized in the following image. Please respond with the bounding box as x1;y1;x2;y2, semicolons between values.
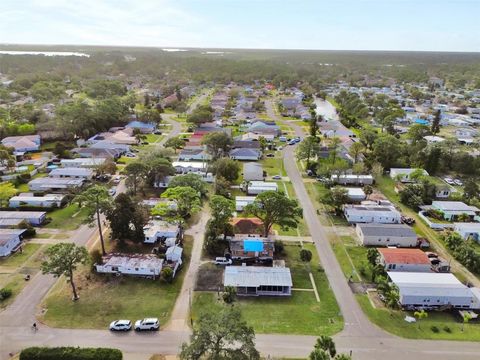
95;253;164;279
454;222;480;242
430;201;480;221
388;272;480;310
9;193;66;208
143;220;180;244
224;266;292;296
246;181;278;195
0;211;46;226
49;167;93;180
60;158;107;168
28;177;84;192
235;196;257;211
344;204;401;224
356;223;417;247
390;168;429;183
0;229;26;257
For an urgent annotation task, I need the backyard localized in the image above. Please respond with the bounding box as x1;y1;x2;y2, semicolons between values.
44;203;90;230
191;243;343;336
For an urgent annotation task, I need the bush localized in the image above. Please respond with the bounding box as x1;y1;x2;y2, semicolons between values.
0;288;13;301
300;249;312;262
430;326;440;333
443;326;452;333
161;267;174;283
20;347;122;360
222;285;237;304
274;240;285;255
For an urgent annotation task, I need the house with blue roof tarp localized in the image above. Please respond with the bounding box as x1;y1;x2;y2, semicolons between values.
414;118;429;125
228;235;275;261
126;121;156;134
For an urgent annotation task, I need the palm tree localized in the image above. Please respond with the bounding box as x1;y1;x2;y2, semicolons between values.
314;335;336;358
414;309;428;329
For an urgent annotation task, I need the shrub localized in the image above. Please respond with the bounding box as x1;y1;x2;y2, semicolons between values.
274;240;285;255
0;288;13;301
222;285;237;304
299;249;312;262
90;249;103;266
443;326;452;333
430;326;440;333
19;347;122;360
161;267;174;283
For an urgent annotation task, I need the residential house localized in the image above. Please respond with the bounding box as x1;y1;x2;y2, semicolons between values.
344;204;402;224
9;193;66;208
247;121;281;137
165;245;183;263
49;167;93;180
28;177;84;192
378;248;432;272
388;272;480;310
60;158;107;168
224;266;292;296
71;147;123;159
232;140;261;150
246;181;278;195
430;201;480;221
243;163;264;181
330;174;374;186
125;121;156;134
230;218;264;235
356;223;417;247
1;135;40;153
87;129;137;145
235;196;256;211
178;148;211;162
229;148;261;161
0;218;24;229
0;229;26;257
95;253;164;279
455;128;477;139
390;168;429;183
143;220;180;244
0;211;46;226
454;223;480;242
228;236;274;261
345;188;366;202
172;161;207;174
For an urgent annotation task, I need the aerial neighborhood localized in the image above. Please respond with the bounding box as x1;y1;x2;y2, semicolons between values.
1;47;480;359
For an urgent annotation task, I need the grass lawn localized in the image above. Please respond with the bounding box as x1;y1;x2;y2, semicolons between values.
145;134;163;143
45;204;89;230
261;156;286;177
273;181;309;236
191;243;343;336
40;237;193;329
0;243;42;268
0;274;27;310
357;294;480;340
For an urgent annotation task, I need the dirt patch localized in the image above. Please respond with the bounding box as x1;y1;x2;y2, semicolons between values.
348;281;376;294
195;263;223;291
367;289;387;309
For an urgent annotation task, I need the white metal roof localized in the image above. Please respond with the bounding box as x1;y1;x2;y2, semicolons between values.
224;266;292;287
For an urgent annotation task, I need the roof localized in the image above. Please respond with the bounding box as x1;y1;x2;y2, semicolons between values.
390;168;429;176
126;121;155;129
357;224;416;237
0;211;46;219
29;177;84;187
0;229;26;246
61;158;106;166
378;248;430;265
248;181;278;189
224;266;292;287
230;148;260;157
166;245;183;257
433;201;480;212
345;188;366;196
454;222;480;231
49;168;93;177
101;253;163;270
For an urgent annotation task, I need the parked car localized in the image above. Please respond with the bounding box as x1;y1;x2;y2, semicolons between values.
454;179;463;186
109;320;132;331
113;175;122;184
109;187;116;196
134;318;159;331
154;130;162;135
266;153;275;158
214;257;232;266
443;177;455;185
272;175;282;180
125;152;136;158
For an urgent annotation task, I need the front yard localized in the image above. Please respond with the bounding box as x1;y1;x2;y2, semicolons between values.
44;204;90;230
39;236;193;329
191;243;343;336
357;294;480;341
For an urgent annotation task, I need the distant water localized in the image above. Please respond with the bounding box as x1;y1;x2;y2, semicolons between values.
0;50;90;57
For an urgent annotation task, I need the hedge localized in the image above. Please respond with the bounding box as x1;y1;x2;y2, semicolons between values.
20;347;122;360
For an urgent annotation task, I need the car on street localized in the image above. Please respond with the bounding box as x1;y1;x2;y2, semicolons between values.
134;318;159;331
454;179;463;186
272;175;282;180
113;175;122;184
214;257;232;265
109;320;132;331
109;187;116;196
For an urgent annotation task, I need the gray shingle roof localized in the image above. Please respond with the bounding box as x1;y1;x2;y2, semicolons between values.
358;224;416;237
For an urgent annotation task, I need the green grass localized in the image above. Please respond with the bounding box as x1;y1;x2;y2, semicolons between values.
273;181;309;236
0;243;42;268
40;237;193;329
45;204;89;230
0;274;27;310
357;294;480;340
261;156;286;177
192;243;343;336
145;134;163;143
